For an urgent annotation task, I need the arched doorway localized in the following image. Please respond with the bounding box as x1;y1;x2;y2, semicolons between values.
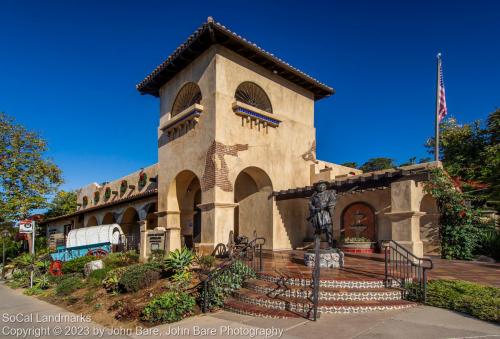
102;212;116;224
144;203;158;230
167;171;201;249
341;202;376;241
121;207;140;251
86;216;98;227
234;167;273;248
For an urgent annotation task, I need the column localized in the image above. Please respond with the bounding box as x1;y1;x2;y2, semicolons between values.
197;202;238;255
164;210;182;252
385;179;424;257
138;220;148;262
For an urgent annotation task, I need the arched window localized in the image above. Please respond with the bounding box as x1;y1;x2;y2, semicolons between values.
171;82;202;117
235;82;273;113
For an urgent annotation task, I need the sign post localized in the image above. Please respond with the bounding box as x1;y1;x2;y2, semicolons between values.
19;220;36;288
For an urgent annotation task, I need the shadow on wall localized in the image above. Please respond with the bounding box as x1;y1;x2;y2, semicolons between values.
234;167;273;249
276;198;310;249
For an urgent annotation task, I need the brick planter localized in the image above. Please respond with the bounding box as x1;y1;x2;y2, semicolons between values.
340;242;376;254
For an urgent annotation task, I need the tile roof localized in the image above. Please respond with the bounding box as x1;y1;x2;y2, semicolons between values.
274;162;440;200
137;17;334;100
40;188;158;224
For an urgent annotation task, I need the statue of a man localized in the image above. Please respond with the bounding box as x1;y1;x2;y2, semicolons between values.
308;180;337;248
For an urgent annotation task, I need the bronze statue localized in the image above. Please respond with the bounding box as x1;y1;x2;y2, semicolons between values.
308;180;337;248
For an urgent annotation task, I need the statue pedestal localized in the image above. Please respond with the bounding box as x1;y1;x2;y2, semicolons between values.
304;248;344;268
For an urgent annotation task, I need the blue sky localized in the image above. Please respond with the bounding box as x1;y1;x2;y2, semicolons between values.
1;1;499;191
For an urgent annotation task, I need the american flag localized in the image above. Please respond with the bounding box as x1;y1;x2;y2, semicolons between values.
438;55;448;122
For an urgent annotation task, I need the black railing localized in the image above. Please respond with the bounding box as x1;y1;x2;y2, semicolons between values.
383;240;433;302
200;235;265;313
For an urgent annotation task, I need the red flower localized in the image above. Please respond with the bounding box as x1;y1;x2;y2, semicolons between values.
459;210;466;218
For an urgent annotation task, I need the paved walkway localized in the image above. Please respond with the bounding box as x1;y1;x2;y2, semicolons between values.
1;282;499;339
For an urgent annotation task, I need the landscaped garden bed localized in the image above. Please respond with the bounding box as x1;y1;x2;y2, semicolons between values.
4;247;256;328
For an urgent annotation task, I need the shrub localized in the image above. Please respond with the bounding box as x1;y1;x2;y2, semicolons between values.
141;291;195;323
103;251;139;269
196;255;215;272
24;287;43;296
102;267;128;292
149;249;166;263
34;274;50;290
201;260;255;310
62;256;96;274
425;169;497;260
165;248;194;273
478;229;500;261
56;276;83;296
424;280;500;322
87;268;111;287
115;303;141;320
10;269;30;288
118;264;161;293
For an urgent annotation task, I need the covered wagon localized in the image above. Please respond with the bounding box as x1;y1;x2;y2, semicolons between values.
49;224;125;274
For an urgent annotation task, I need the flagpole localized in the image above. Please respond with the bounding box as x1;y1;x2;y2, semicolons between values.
435;53;441;162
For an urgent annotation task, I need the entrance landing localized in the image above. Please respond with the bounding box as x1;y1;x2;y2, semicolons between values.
260;250;500;287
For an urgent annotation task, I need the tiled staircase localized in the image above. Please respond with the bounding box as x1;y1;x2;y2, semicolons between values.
224;272;414;319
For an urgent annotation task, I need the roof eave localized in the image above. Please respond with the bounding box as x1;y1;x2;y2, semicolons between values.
136;18;334;100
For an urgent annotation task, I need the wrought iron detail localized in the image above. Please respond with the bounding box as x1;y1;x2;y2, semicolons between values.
172;82;202;117
383;240;433;303
235;82;273;113
198;232;265;313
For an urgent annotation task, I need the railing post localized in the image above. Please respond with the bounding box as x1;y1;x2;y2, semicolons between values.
384;245;388;287
422;269;427;303
259;244;263;272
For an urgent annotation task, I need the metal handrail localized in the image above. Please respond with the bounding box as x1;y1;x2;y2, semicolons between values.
199;235;265;313
382;240;433;302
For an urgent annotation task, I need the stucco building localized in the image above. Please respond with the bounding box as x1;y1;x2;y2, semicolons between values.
43;18;439;259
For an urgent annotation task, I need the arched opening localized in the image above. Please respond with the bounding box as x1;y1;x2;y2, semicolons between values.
121;207;140;251
86;216;98;227
235;82;273;113
341;202;376;242
102;212;116;224
145;203;158;230
167;171;202;249
171;82;202;117
234;167;273;248
420;194;440;254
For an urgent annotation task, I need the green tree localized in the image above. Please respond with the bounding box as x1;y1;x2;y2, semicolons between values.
359;157;395;172
340;162;358;168
399;156;417;167
45;190;77;218
0;112;62;222
426;109;500;207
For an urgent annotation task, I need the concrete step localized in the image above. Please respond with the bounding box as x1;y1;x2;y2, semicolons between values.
223;298;306;319
244;279;403;301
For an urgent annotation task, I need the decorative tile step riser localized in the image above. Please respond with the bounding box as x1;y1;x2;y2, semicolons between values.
257;273;387;289
244;284;402;301
223;305;293;319
230;294;413;314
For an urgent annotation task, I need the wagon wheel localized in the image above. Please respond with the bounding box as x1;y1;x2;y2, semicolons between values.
49;260;63;276
87;248;108;258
